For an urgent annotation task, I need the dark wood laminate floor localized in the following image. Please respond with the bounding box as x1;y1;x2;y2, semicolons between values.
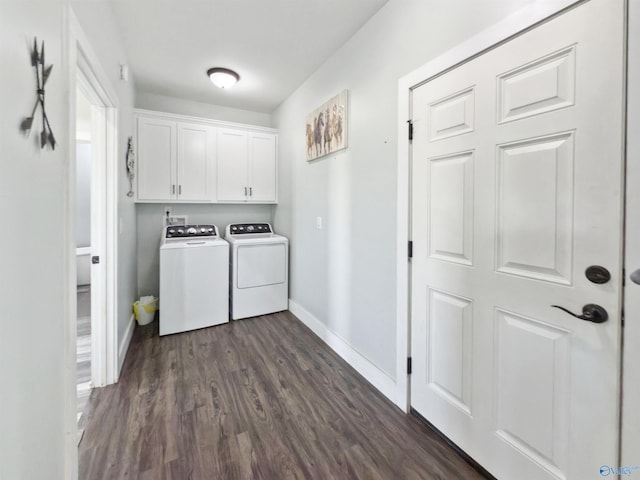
79;311;485;479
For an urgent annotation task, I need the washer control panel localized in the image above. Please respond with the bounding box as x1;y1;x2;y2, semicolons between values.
227;223;273;235
165;224;217;238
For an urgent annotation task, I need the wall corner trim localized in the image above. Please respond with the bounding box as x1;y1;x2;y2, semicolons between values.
118;314;136;377
288;300;403;410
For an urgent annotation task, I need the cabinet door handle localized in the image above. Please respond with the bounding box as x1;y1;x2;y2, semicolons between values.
172;184;176;195
178;185;182;195
244;186;248;196
249;187;252;196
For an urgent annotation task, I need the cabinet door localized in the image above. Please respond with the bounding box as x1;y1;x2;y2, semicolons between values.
177;123;216;201
217;128;248;202
248;133;277;203
137;117;177;200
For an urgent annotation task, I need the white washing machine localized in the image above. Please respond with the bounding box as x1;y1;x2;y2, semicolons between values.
159;224;229;336
225;223;288;320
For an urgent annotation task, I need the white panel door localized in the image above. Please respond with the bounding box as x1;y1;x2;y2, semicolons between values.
410;1;624;479
137;117;176;200
177;123;216;201
248;133;277;202
217;128;248;202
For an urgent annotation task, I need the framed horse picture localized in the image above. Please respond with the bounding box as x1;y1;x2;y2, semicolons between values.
305;90;348;161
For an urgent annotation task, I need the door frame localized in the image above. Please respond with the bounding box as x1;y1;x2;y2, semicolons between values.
622;0;640;466
64;7;119;479
395;0;616;411
397;0;639;463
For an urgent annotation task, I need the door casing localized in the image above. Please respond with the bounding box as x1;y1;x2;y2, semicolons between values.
64;7;120;480
392;0;640;466
395;0;587;412
397;0;640;471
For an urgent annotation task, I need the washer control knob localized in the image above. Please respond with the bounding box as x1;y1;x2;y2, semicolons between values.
239;226;244;231
169;229;175;234
208;228;214;233
247;225;254;232
200;228;206;233
188;227;197;235
178;229;184;234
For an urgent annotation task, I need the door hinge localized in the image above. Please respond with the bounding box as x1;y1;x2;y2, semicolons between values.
408;240;413;259
92;256;100;264
407;357;412;375
407;120;413;142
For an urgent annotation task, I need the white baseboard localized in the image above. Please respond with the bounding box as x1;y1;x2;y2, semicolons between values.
118;314;135;376
288;299;400;408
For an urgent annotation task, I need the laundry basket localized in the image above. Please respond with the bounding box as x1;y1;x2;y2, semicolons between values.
133;296;157;326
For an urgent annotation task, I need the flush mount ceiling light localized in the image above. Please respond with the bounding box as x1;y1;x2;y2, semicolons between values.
207;67;240;89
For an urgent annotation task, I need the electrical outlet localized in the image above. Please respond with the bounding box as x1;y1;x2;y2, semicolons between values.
164;206;172;218
316;216;323;229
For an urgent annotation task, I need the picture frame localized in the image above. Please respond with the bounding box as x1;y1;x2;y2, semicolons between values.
305;89;348;161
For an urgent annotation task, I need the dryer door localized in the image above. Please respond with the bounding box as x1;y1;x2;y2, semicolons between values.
237;243;286;289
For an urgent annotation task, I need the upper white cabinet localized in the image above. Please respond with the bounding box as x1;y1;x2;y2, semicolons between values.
217;129;278;203
248;133;278;202
136;116;215;202
135;110;277;204
217;129;248;202
176;123;216;201
137;117;177;201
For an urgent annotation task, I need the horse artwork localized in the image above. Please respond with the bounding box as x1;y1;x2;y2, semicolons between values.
314;112;324;158
305;90;348;161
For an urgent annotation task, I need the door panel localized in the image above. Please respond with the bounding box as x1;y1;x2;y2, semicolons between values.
494;308;570;477
497;46;576;124
496;133;574;284
410;1;624;479
428;288;473;414
428;151;474;265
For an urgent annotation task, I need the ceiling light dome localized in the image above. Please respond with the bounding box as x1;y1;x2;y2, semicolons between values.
207;67;240;89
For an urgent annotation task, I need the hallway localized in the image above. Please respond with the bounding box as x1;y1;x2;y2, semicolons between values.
79;312;485;479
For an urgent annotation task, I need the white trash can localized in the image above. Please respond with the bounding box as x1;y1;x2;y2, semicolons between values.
133;296;158;326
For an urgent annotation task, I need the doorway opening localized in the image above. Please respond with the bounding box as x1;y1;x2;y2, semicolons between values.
74;85;94;438
65;11;120;477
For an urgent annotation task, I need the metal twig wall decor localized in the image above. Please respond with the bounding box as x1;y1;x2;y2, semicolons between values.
126;136;135;197
21;38;56;149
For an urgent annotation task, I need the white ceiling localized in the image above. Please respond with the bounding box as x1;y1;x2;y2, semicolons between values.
109;0;391;113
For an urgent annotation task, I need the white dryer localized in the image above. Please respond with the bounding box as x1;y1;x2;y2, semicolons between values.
225;223;288;320
159;224;229;336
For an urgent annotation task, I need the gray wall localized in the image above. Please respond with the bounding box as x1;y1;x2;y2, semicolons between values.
137;203;273;296
273;0;536;378
136;91;273;127
0;1;69;478
71;0;138;347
